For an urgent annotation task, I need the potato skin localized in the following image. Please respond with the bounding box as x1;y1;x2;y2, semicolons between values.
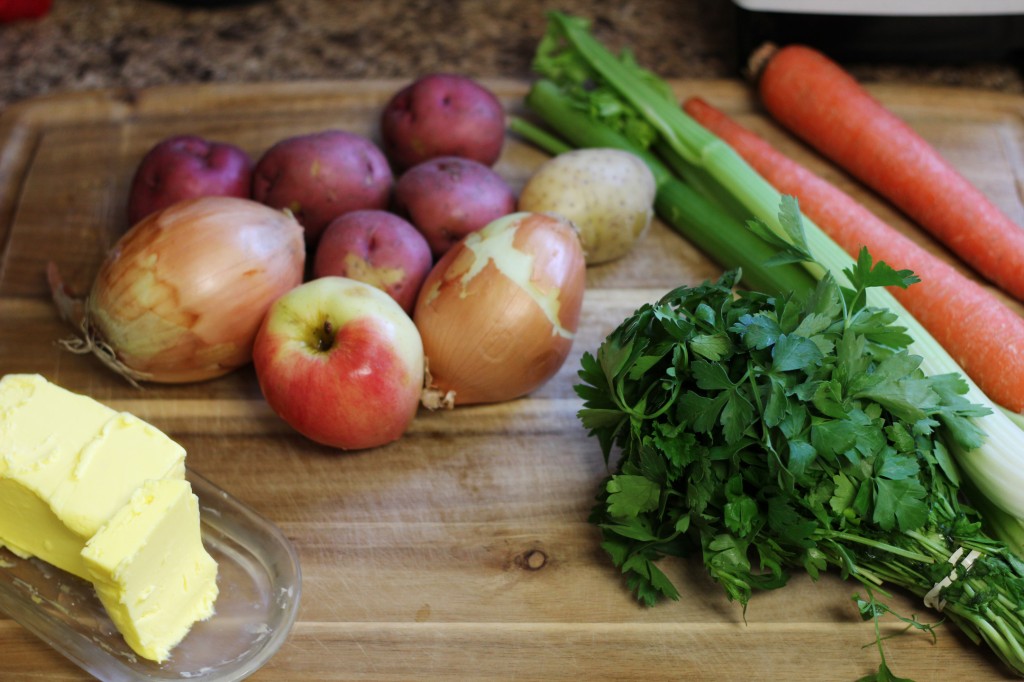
380;73;506;171
312;210;432;314
393;156;517;258
127;135;253;226
251;130;393;242
517;148;656;265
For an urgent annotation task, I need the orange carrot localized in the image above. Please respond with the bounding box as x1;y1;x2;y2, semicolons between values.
684;95;1024;413
752;44;1024;303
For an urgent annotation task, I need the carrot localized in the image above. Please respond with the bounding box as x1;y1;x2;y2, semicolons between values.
752;44;1024;303
683;95;1024;413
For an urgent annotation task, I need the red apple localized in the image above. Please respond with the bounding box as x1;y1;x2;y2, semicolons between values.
312;210;432;314
253;277;424;450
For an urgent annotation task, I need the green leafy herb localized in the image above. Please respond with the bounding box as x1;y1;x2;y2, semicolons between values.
576;209;1024;678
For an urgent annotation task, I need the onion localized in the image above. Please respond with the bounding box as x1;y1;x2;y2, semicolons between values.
48;196;305;384
413;211;586;407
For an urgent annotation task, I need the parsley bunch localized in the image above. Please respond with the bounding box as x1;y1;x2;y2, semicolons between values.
577;250;1024;678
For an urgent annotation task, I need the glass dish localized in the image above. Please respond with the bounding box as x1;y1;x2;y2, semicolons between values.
0;467;302;681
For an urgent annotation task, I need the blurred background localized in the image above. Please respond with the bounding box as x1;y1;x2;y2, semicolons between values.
2;0;1024;111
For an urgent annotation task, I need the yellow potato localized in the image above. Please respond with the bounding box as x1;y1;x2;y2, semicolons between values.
518;148;656;265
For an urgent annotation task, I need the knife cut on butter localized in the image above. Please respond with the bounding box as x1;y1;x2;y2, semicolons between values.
83;478;219;662
0;373;219;663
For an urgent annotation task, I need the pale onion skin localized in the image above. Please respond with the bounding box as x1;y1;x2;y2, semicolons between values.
84;196;305;383
413;211;586;406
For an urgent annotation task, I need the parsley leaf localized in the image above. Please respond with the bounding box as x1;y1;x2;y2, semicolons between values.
606;475;661;518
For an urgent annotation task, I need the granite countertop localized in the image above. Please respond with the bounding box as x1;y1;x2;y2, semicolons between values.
2;0;1024;113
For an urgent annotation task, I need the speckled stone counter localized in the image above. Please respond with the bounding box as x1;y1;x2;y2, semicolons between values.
2;0;1023;112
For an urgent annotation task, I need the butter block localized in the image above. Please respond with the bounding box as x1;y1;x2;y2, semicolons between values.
0;374;186;579
83;478;219;663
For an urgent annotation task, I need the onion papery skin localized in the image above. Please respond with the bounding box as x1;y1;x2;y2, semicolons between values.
413;211;585;406
83;196;305;383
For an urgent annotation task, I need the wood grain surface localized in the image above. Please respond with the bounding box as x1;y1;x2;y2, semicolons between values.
1;78;1023;681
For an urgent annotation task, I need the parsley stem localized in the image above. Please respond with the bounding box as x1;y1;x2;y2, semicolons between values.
638;381;680;421
826;532;933;563
902;530;949;558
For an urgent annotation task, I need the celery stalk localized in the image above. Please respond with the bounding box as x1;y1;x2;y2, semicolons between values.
966;476;1024;562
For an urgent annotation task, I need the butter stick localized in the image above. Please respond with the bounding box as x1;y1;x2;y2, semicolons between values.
0;374;218;662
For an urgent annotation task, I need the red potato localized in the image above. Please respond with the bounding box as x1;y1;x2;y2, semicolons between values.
251;130;393;242
380;73;506;170
393;156;517;257
127;135;253;226
312;210;432;314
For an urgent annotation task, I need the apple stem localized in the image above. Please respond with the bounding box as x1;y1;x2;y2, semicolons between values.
315;320;335;352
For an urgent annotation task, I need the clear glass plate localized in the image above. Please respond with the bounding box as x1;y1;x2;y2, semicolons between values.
0;467;302;681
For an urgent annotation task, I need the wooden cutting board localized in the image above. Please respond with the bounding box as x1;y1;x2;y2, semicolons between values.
1;78;1023;681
